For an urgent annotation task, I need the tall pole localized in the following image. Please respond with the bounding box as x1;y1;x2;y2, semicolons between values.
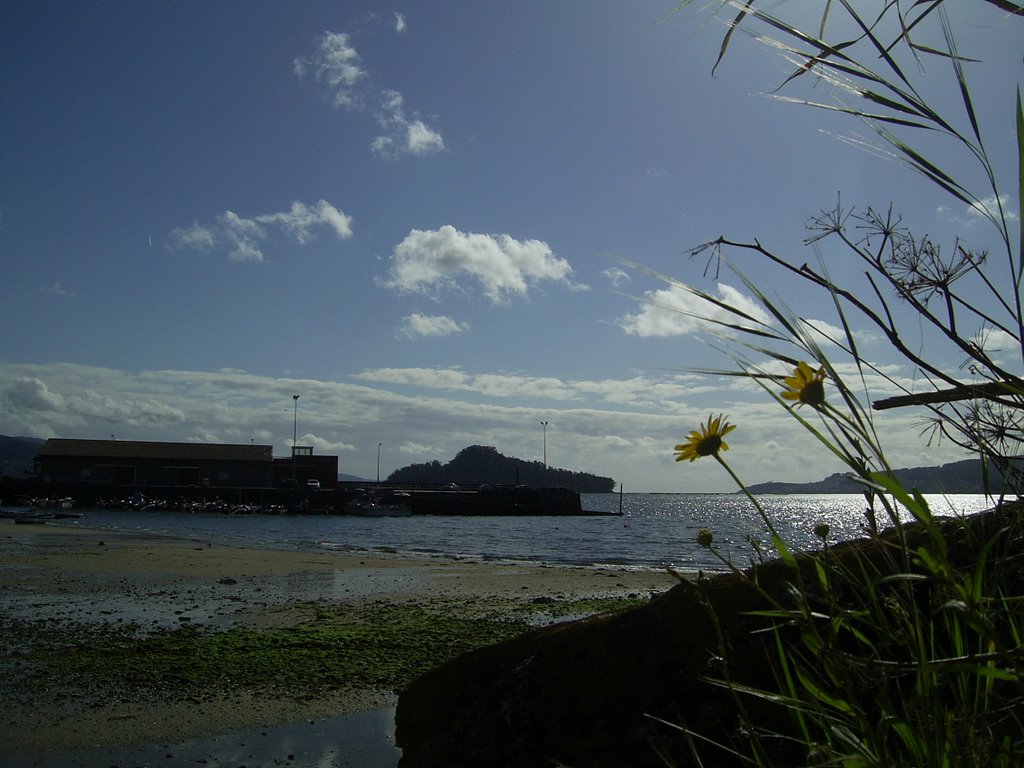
540;420;548;468
292;394;299;480
377;442;382;484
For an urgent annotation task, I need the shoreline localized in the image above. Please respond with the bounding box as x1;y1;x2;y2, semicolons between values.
1;521;680;761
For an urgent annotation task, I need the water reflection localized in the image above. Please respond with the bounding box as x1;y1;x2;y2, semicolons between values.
3;707;400;768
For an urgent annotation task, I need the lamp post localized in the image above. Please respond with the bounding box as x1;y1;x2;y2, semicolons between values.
292;394;299;480
540;420;548;468
377;442;382;484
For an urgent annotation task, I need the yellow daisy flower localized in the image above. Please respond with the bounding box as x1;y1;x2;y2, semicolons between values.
781;361;826;407
674;414;736;462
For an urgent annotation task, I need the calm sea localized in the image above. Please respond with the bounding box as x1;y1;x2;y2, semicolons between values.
34;493;992;573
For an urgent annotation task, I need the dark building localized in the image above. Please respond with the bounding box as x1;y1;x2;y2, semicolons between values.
35;439;275;488
271;446;339;489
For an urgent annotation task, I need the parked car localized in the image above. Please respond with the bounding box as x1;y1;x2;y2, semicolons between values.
306;479;320;489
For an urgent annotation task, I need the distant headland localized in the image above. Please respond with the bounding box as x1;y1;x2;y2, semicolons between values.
386;445;616;493
745;458;1014;495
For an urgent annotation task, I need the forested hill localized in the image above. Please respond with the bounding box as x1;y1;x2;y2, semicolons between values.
745;458;1013;495
387;445;616;493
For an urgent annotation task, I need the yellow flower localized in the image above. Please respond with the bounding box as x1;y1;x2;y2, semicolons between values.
781;361;826;407
674;414;736;462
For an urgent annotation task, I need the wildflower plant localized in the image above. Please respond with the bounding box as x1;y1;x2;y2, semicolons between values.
651;2;1024;765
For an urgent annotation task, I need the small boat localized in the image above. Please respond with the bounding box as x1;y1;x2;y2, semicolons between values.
347;498;412;517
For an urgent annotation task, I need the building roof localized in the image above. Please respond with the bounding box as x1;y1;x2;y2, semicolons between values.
37;439;274;462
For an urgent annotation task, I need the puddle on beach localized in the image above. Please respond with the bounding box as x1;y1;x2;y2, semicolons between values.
1;707;401;768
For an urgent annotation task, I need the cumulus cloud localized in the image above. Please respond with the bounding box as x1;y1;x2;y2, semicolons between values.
382;225;581;303
169;200;353;262
7;378;64;411
398;313;470;339
299;433;357;453
295;30;444;159
619;283;773;338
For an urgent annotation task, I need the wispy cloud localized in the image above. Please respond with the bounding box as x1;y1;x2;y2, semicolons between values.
295;30;444;159
382;225;584;303
169;199;353;262
938;194;1019;228
603;267;630;289
40;282;75;297
352;366;703;408
398;313;470;339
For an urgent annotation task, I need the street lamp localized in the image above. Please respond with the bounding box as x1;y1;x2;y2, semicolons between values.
377;442;382;484
540;420;548;468
292;395;299;480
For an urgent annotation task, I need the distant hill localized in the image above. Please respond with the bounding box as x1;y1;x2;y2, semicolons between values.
0;435;45;477
338;473;370;483
387;445;616;493
746;458;1014;494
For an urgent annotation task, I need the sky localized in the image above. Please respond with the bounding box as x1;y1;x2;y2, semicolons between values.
1;2;1020;492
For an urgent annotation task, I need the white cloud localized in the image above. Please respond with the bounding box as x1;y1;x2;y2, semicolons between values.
938;194;1019;229
398;313;470;339
169;223;217;252
383;225;580;303
6;378;64;411
353;366;702;408
169;200;353;262
355;367;470;389
798;317;879;349
296;30;444;159
975;327;1021;369
404;120;445;157
300;432;357;453
40;282;74;297
619;283;773;338
603;267;630;288
0;361;977;492
293;31;366;108
969;194;1019;222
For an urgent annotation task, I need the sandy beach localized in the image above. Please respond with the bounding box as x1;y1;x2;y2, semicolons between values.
0;520;677;767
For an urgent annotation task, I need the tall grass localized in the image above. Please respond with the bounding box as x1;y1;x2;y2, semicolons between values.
651;2;1024;764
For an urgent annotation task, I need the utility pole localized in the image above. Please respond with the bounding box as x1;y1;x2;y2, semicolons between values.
292;394;299;480
540;420;548;468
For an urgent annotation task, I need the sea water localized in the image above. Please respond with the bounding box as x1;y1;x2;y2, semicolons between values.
43;492;992;572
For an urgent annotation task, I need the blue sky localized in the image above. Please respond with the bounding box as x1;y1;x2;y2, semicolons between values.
1;2;1020;491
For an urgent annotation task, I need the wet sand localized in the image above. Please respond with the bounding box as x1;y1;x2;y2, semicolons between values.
0;520;678;765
